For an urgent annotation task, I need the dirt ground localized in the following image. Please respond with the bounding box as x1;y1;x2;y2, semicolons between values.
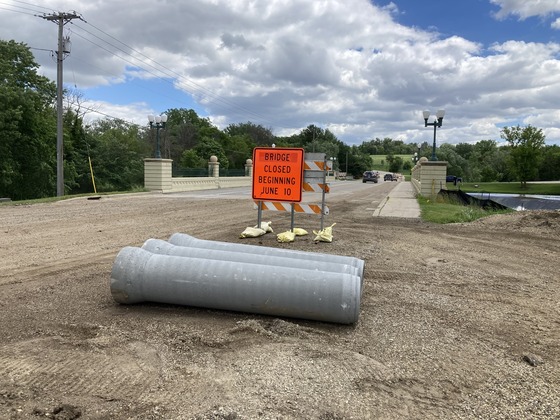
0;183;559;420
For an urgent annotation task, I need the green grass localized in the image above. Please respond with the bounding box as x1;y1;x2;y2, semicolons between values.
451;182;560;195
418;194;513;224
420;181;560;224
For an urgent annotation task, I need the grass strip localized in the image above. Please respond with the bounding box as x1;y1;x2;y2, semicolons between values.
418;194;512;224
450;182;560;195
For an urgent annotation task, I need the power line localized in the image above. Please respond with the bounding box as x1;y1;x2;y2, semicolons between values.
28;46;52;52
73;21;282;128
4;1;289;130
7;0;51;12
66;52;198;115
0;0;52;18
76;103;142;127
0;4;38;16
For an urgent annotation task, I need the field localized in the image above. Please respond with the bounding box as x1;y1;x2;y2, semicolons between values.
370;154;414;171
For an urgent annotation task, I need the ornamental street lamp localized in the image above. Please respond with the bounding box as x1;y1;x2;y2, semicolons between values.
412;143;421;163
422;110;445;161
330;156;337;177
148;114;168;158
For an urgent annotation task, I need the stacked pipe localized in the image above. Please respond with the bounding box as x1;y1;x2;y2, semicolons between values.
111;233;364;324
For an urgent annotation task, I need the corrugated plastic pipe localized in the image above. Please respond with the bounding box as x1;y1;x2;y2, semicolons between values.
168;233;364;280
111;247;361;324
142;239;361;279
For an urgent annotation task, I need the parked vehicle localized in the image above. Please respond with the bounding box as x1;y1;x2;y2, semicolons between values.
384;173;393;181
446;175;463;184
362;171;379;183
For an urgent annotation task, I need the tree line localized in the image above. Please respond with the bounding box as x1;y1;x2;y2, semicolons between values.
1;40;376;200
1;39;558;201
362;126;559;186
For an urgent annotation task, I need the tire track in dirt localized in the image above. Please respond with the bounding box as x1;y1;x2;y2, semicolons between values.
0;252;115;286
0;337;164;405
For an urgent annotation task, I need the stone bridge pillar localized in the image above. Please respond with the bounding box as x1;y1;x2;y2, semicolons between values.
208;155;220;177
144;158;173;192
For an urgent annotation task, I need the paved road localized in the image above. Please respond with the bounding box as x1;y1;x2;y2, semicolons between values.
167;179;421;218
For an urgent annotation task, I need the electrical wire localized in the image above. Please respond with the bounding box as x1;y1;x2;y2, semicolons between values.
73;21;282;128
5;0;51;12
0;4;39;16
2;0;290;132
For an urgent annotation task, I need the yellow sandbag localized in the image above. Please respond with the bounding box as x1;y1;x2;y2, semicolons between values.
276;230;296;243
313;223;336;243
239;226;266;238
254;221;273;233
292;228;308;236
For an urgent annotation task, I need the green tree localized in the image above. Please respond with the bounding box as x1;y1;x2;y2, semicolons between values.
222;134;254;169
538;145;560;181
300;125;322;148
501;125;545;187
455;143;474;160
359;138;383;155
437;144;468;180
62;109;85;193
180;149;206;168
0;40;57;200
194;137;229;169
224;122;274;146
163;108;218;164
388;156;403;173
338;145;372;176
385;154;394;167
87;119;148;191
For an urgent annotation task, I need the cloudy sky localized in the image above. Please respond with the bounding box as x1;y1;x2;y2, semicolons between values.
1;0;560;146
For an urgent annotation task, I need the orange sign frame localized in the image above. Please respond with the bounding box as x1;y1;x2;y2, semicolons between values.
252;147;305;202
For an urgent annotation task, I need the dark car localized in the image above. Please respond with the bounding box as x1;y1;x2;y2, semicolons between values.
362;171;378;183
384;173;395;181
446;175;463;184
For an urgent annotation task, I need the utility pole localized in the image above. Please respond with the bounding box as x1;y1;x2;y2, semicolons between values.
42;11;82;196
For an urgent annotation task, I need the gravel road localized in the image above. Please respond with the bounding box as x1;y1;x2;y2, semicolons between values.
0;182;559;419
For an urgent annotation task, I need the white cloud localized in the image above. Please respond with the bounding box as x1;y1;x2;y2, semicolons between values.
81;100;153;126
1;0;560;146
490;0;560;20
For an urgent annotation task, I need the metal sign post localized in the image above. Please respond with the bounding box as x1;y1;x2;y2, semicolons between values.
320;156;328;230
257;201;263;229
252;149;330;232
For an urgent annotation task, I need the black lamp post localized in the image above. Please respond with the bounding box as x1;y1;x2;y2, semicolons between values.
422;110;445;161
148;114;168;159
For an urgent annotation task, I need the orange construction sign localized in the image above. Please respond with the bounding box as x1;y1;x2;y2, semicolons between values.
252;147;304;202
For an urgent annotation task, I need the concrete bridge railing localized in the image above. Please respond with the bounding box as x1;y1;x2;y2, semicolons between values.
411;158;448;199
144;156;253;193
